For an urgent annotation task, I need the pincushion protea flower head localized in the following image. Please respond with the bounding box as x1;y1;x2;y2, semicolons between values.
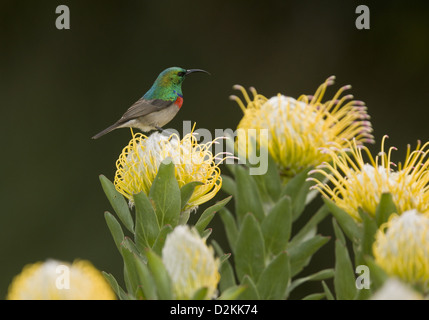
371;278;423;300
114;130;224;212
309;136;429;221
373;209;429;291
162;225;220;299
7;260;116;300
231;76;374;180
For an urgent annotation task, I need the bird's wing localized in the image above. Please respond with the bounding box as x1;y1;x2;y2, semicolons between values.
116;98;174;125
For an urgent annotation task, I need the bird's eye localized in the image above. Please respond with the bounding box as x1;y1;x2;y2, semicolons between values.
177;71;186;77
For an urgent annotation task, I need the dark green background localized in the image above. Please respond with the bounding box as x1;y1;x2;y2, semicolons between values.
1;0;428;299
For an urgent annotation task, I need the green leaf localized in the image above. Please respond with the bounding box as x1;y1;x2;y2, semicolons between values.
364;256;388;291
134;192;160;251
281;167;312;220
302;293;326;300
191;287;209;300
152;224;173;256
332;218;358;300
211;239;226;258
121;246;142;295
251;149;282;203
100;175;134;233
355;283;372;300
219;208;238;252
134;259;157;300
235;213;266;282
211;241;231;266
322;281;335;300
217;285;247;300
225;163;237;177
289;205;329;247
201;228;212;240
375;192;397;227
260;150;282;202
120;240;148;300
149;159;181;227
195;196;232;234
238;275;260;300
219;259;236;294
256;252;290;300
178;210;190;225
356;209;378;265
334;239;357;300
300;268;335;281
219;252;231;265
122;237;145;262
287;269;334;295
212;240;236;292
235;165;265;223
104;212;125;252
102;272;129;300
123;262;134;297
288;235;330;277
324;198;360;242
332;218;346;246
146;249;173;300
261;196;292;255
221;175;236;196
120;244;157;300
180;181;203;211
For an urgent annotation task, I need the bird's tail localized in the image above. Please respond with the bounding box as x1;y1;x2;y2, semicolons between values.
91;123;119;139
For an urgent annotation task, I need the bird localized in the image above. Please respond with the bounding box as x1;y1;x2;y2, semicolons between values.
91;67;209;139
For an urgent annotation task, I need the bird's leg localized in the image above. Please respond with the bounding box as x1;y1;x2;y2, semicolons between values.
155;126;174;136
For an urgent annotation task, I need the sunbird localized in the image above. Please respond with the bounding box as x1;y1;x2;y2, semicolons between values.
92;67;209;139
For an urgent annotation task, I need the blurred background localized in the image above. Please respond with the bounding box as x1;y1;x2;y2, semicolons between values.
0;0;428;299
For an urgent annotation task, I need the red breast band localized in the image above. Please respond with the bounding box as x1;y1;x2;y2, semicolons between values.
174;96;184;109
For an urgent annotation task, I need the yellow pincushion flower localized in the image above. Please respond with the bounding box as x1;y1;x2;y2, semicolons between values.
371;278;423;300
373;209;429;290
309;136;429;221
162;225;220;299
7;260;116;300
114;130;223;212
231;76;374;180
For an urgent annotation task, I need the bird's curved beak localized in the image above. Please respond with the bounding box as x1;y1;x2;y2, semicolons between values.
185;69;211;76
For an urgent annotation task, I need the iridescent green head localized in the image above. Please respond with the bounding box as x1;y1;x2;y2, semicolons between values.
144;67;209;100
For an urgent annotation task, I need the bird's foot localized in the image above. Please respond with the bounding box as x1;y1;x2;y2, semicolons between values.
155;126;175;136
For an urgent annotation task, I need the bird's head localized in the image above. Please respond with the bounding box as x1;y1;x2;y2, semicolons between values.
156;67;209;88
144;67;209;100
